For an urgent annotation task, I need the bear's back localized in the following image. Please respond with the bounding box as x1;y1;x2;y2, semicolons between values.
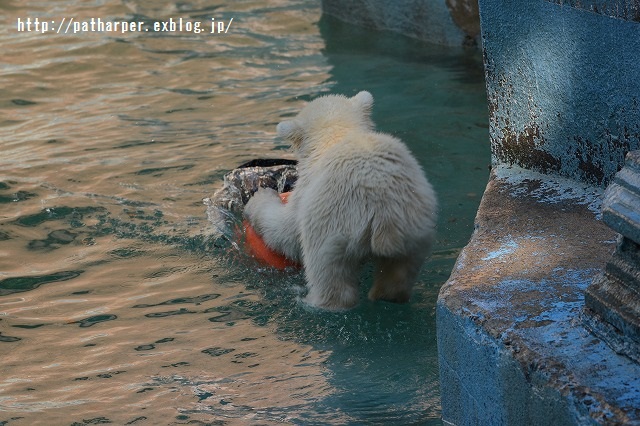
297;129;436;254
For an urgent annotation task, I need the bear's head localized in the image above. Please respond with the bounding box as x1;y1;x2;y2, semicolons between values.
277;91;374;153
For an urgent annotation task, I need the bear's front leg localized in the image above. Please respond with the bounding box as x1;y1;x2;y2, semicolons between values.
244;188;301;261
301;235;360;310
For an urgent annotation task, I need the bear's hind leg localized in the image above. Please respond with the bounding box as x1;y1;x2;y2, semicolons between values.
369;254;424;304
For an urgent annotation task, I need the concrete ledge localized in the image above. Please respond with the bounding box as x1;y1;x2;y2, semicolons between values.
437;165;640;425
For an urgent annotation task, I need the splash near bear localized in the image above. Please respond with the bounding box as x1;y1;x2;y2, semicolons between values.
244;91;438;310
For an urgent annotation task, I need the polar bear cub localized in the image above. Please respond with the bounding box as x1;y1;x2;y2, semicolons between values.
244;91;437;310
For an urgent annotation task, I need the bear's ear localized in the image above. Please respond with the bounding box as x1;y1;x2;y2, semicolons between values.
277;120;300;139
277;120;303;146
351;91;373;111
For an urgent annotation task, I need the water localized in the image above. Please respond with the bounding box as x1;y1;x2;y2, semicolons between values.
0;1;489;424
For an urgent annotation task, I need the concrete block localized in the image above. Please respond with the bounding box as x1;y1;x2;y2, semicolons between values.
437;166;640;425
585;150;640;363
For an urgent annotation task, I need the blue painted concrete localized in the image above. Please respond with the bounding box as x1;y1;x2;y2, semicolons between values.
602;151;640;244
481;0;640;186
438;166;640;425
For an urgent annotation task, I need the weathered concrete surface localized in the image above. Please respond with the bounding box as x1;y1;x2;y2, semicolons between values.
481;0;640;186
586;237;640;364
585;151;640;363
547;0;640;21
438;165;640;425
600;151;640;247
320;0;480;46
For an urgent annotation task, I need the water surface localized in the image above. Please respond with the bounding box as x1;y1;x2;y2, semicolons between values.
1;1;489;424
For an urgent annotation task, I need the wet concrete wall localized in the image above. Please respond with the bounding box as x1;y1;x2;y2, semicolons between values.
320;0;480;46
483;0;640;186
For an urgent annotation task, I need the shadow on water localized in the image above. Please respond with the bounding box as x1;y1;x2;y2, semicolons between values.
319;14;486;86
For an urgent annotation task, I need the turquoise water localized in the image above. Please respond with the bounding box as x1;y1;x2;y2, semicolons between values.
0;1;489;424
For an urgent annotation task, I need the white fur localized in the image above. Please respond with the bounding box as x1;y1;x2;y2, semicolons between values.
244;91;437;310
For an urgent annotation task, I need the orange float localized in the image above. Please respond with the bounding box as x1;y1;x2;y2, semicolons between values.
242;191;299;270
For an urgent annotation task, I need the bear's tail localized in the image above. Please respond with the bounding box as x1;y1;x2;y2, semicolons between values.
369;212;410;258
